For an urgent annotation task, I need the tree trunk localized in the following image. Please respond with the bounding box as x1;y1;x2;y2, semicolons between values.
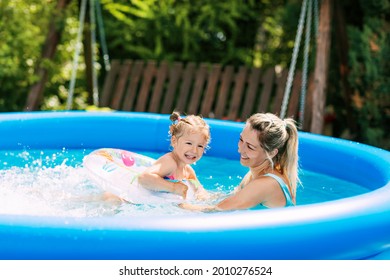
83;2;93;104
334;1;357;137
24;0;72;111
310;0;333;134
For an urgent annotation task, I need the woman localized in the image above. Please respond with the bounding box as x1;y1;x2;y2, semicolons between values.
180;112;299;211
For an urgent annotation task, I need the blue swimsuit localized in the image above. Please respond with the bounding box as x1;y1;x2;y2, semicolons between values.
263;173;294;207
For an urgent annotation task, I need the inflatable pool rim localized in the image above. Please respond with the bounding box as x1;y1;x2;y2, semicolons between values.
0;111;389;260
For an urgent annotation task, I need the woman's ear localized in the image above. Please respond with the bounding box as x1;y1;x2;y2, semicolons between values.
269;149;278;159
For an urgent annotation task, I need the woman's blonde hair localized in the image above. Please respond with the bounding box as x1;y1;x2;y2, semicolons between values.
247;113;299;203
169;111;211;144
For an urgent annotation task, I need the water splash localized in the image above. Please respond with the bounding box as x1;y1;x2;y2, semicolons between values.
0;149;368;217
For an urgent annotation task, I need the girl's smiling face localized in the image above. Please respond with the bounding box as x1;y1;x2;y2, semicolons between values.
238;124;269;168
172;130;207;165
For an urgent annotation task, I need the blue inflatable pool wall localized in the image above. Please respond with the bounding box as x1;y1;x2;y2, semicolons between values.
1;111;390;260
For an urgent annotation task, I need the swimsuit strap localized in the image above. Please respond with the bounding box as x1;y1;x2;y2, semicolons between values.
164;176;189;185
263;173;294;207
164;174;176;180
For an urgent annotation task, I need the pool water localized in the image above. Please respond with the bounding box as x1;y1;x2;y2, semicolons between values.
0;149;369;217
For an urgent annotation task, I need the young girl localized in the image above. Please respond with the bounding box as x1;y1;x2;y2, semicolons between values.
180;112;299;211
138;112;211;200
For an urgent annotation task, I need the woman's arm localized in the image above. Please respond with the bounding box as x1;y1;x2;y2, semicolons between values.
180;176;279;212
217;176;278;210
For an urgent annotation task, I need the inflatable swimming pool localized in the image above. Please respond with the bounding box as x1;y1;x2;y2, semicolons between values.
0;111;390;260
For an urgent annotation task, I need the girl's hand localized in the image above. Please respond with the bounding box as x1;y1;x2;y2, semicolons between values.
195;188;214;201
187;179;218;201
173;182;188;199
194;187;225;201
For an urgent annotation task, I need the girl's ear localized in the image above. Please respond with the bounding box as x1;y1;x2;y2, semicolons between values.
269;148;278;159
171;135;177;147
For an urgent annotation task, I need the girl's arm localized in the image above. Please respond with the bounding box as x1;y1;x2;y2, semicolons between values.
138;154;188;198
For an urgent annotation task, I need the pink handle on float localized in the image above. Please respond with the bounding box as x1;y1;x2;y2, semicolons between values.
121;151;135;167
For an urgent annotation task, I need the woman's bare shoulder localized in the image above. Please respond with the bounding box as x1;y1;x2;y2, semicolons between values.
243;175;281;193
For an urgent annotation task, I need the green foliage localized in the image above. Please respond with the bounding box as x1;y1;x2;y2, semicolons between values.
0;0;88;111
0;0;52;111
101;0;294;66
41;1;88;111
1;0;388;149
0;0;299;112
359;0;390;16
347;11;390;149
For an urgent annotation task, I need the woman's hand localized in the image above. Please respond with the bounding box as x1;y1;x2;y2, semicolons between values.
178;203;217;212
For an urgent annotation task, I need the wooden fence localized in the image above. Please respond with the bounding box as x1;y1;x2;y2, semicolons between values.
100;59;312;128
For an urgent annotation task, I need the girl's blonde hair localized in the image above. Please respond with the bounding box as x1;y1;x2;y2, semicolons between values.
169;111;211;144
247;113;299;203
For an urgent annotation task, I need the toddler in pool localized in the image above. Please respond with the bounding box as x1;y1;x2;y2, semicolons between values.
138;112;211;200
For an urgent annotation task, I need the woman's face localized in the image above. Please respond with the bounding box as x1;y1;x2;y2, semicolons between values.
238;123;269;168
